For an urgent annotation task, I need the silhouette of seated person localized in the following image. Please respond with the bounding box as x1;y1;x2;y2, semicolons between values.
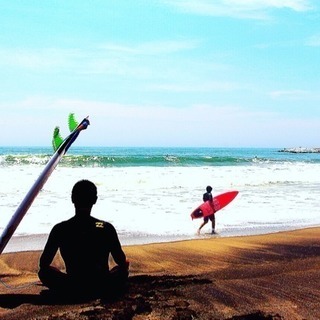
38;179;129;298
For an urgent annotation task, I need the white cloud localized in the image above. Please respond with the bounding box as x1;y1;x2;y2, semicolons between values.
149;81;239;92
161;0;313;19
101;39;200;55
0;39;200;78
269;90;309;99
1;97;319;147
0;48;83;70
305;34;320;47
226;0;312;11
85;39;201;76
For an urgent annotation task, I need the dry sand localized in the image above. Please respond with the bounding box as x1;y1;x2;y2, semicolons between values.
0;227;319;319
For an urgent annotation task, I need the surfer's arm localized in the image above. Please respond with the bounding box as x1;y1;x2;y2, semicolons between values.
108;225;127;269
112;246;127;269
39;226;59;268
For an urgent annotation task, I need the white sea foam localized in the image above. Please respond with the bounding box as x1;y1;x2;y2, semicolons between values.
1;160;320;253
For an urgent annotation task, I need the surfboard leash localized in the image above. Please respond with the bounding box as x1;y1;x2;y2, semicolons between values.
0;276;40;291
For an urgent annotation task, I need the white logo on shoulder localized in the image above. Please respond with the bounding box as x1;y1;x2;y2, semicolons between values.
95;222;104;228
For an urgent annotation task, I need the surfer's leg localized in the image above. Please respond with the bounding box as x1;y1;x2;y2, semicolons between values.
110;265;129;286
38;266;69;291
210;215;216;234
197;217;208;234
97;265;129;297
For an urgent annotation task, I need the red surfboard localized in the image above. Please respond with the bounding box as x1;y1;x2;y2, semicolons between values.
191;191;239;220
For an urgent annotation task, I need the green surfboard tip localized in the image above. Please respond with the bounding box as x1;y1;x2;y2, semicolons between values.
52;126;64;151
68;113;79;132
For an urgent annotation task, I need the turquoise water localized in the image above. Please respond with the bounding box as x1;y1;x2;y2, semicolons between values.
1;146;319;167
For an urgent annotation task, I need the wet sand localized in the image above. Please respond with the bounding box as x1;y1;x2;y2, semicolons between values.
0;227;319;319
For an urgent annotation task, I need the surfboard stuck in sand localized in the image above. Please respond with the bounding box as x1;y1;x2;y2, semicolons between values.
191;191;239;220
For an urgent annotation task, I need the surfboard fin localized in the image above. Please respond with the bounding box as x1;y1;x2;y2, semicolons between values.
52;126;64;151
52;113;79;151
68;113;79;132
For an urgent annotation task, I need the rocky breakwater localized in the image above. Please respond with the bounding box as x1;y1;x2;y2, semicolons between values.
279;147;320;153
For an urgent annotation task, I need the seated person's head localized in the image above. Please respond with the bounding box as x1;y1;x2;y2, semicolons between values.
71;180;97;210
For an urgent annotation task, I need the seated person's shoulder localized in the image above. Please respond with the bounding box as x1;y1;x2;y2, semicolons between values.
93;219;115;232
52;219;70;231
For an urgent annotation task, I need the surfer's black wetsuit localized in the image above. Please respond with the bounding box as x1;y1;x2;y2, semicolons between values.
203;191;215;223
203;191;213;202
39;215;128;295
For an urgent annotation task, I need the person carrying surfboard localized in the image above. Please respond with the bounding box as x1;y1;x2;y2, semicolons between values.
38;179;129;298
197;186;216;235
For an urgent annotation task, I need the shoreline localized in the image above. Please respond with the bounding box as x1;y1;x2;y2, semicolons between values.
0;227;319;319
3;223;319;254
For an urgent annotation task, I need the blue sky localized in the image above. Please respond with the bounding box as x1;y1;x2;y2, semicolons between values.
0;0;319;148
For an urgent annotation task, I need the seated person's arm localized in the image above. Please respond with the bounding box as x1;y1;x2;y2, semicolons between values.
109;225;128;270
39;226;59;269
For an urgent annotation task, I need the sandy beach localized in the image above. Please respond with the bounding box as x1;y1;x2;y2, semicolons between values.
0;227;319;319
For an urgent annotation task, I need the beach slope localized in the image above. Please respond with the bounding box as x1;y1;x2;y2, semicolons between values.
0;228;319;319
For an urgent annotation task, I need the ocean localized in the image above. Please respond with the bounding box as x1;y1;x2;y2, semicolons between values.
1;146;319;252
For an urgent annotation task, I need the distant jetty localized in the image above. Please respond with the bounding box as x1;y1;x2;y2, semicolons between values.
279;147;320;154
